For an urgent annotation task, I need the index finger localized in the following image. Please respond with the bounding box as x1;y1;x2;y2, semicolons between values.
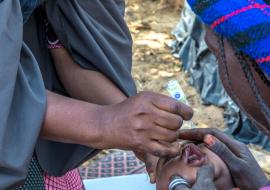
179;128;207;141
179;128;244;156
152;94;193;121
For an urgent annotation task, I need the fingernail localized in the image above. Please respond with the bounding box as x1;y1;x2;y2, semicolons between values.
149;173;155;183
204;134;216;146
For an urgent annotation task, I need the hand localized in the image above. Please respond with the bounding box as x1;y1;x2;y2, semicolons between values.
100;91;193;158
179;128;268;190
175;165;216;190
134;151;159;183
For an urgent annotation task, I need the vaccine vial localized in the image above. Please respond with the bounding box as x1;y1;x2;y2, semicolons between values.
166;80;196;129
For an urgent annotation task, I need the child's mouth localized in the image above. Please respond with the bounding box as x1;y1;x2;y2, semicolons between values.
182;143;206;167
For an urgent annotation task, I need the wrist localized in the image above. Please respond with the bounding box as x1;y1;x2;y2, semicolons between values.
79;104;107;149
84;104;115;149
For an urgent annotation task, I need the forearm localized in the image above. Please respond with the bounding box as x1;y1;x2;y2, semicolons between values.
50;48;127;105
40;91;105;148
41;48;128;148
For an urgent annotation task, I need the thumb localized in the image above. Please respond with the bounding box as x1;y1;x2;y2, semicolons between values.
145;155;159;184
196;164;215;182
147;171;156;184
204;134;240;166
192;164;216;190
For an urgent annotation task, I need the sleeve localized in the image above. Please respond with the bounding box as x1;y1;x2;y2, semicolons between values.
46;0;137;97
0;0;46;189
23;0;136;177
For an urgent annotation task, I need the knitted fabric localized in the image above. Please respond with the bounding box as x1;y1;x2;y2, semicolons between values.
15;157;84;190
187;0;270;78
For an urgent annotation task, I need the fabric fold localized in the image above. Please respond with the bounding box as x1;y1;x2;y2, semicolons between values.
23;0;136;176
0;0;46;189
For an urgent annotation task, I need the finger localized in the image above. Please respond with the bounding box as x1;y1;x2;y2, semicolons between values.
179;128;244;156
205;130;245;156
134;151;158;183
153;108;183;130
179;128;212;141
134;151;145;162
145;154;159;183
152;94;193;120
146;165;157;184
149;172;156;184
193;164;216;190
156;157;168;177
151;126;179;143
196;164;215;182
148;141;180;158
204;134;241;166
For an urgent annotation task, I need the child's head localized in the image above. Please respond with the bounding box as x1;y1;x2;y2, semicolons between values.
156;142;234;190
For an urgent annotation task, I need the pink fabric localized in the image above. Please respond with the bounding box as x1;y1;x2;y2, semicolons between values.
47;39;63;49
44;169;84;190
47;43;63;49
260;186;270;190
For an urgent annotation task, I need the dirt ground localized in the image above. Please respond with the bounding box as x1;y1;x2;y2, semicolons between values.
125;0;225;128
81;0;270;179
125;0;270;176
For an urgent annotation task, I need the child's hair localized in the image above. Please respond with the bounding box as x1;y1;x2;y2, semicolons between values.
217;36;270;127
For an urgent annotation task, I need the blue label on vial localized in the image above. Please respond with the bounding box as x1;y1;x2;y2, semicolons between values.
174;93;181;100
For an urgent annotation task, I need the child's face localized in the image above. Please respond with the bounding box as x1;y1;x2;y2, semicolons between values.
156;143;234;190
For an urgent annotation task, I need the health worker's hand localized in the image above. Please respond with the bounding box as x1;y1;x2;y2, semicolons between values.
99;91;193;158
179;128;268;190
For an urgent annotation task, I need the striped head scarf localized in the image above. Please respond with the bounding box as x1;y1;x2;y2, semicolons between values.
187;0;270;79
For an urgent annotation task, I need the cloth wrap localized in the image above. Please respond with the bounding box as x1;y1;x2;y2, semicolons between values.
171;3;270;150
0;0;46;189
23;0;136;177
0;0;135;189
187;0;270;79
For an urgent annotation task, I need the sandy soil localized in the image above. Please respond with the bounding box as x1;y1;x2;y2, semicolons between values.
126;0;225;128
81;0;270;178
125;0;270;177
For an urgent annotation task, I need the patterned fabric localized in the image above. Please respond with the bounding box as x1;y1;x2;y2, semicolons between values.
80;150;146;179
44;169;84;190
187;0;270;78
15;158;84;190
15;157;45;190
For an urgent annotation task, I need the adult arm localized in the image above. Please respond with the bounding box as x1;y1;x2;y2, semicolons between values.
50;47;165;181
41;89;193;158
50;48;126;105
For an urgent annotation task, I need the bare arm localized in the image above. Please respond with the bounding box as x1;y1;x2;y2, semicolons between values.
50;48;126;105
40;91;105;148
40;47;193;158
40;47;127;148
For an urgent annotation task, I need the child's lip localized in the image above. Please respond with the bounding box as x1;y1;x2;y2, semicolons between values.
182;143;206;167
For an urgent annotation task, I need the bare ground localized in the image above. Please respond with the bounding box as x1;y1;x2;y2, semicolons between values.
80;0;270;178
126;0;225;128
125;0;270;176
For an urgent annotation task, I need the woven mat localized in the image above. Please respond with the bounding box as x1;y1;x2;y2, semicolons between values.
79;150;146;180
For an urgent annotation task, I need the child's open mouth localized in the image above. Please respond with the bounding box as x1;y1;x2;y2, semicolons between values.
182;143;206;167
